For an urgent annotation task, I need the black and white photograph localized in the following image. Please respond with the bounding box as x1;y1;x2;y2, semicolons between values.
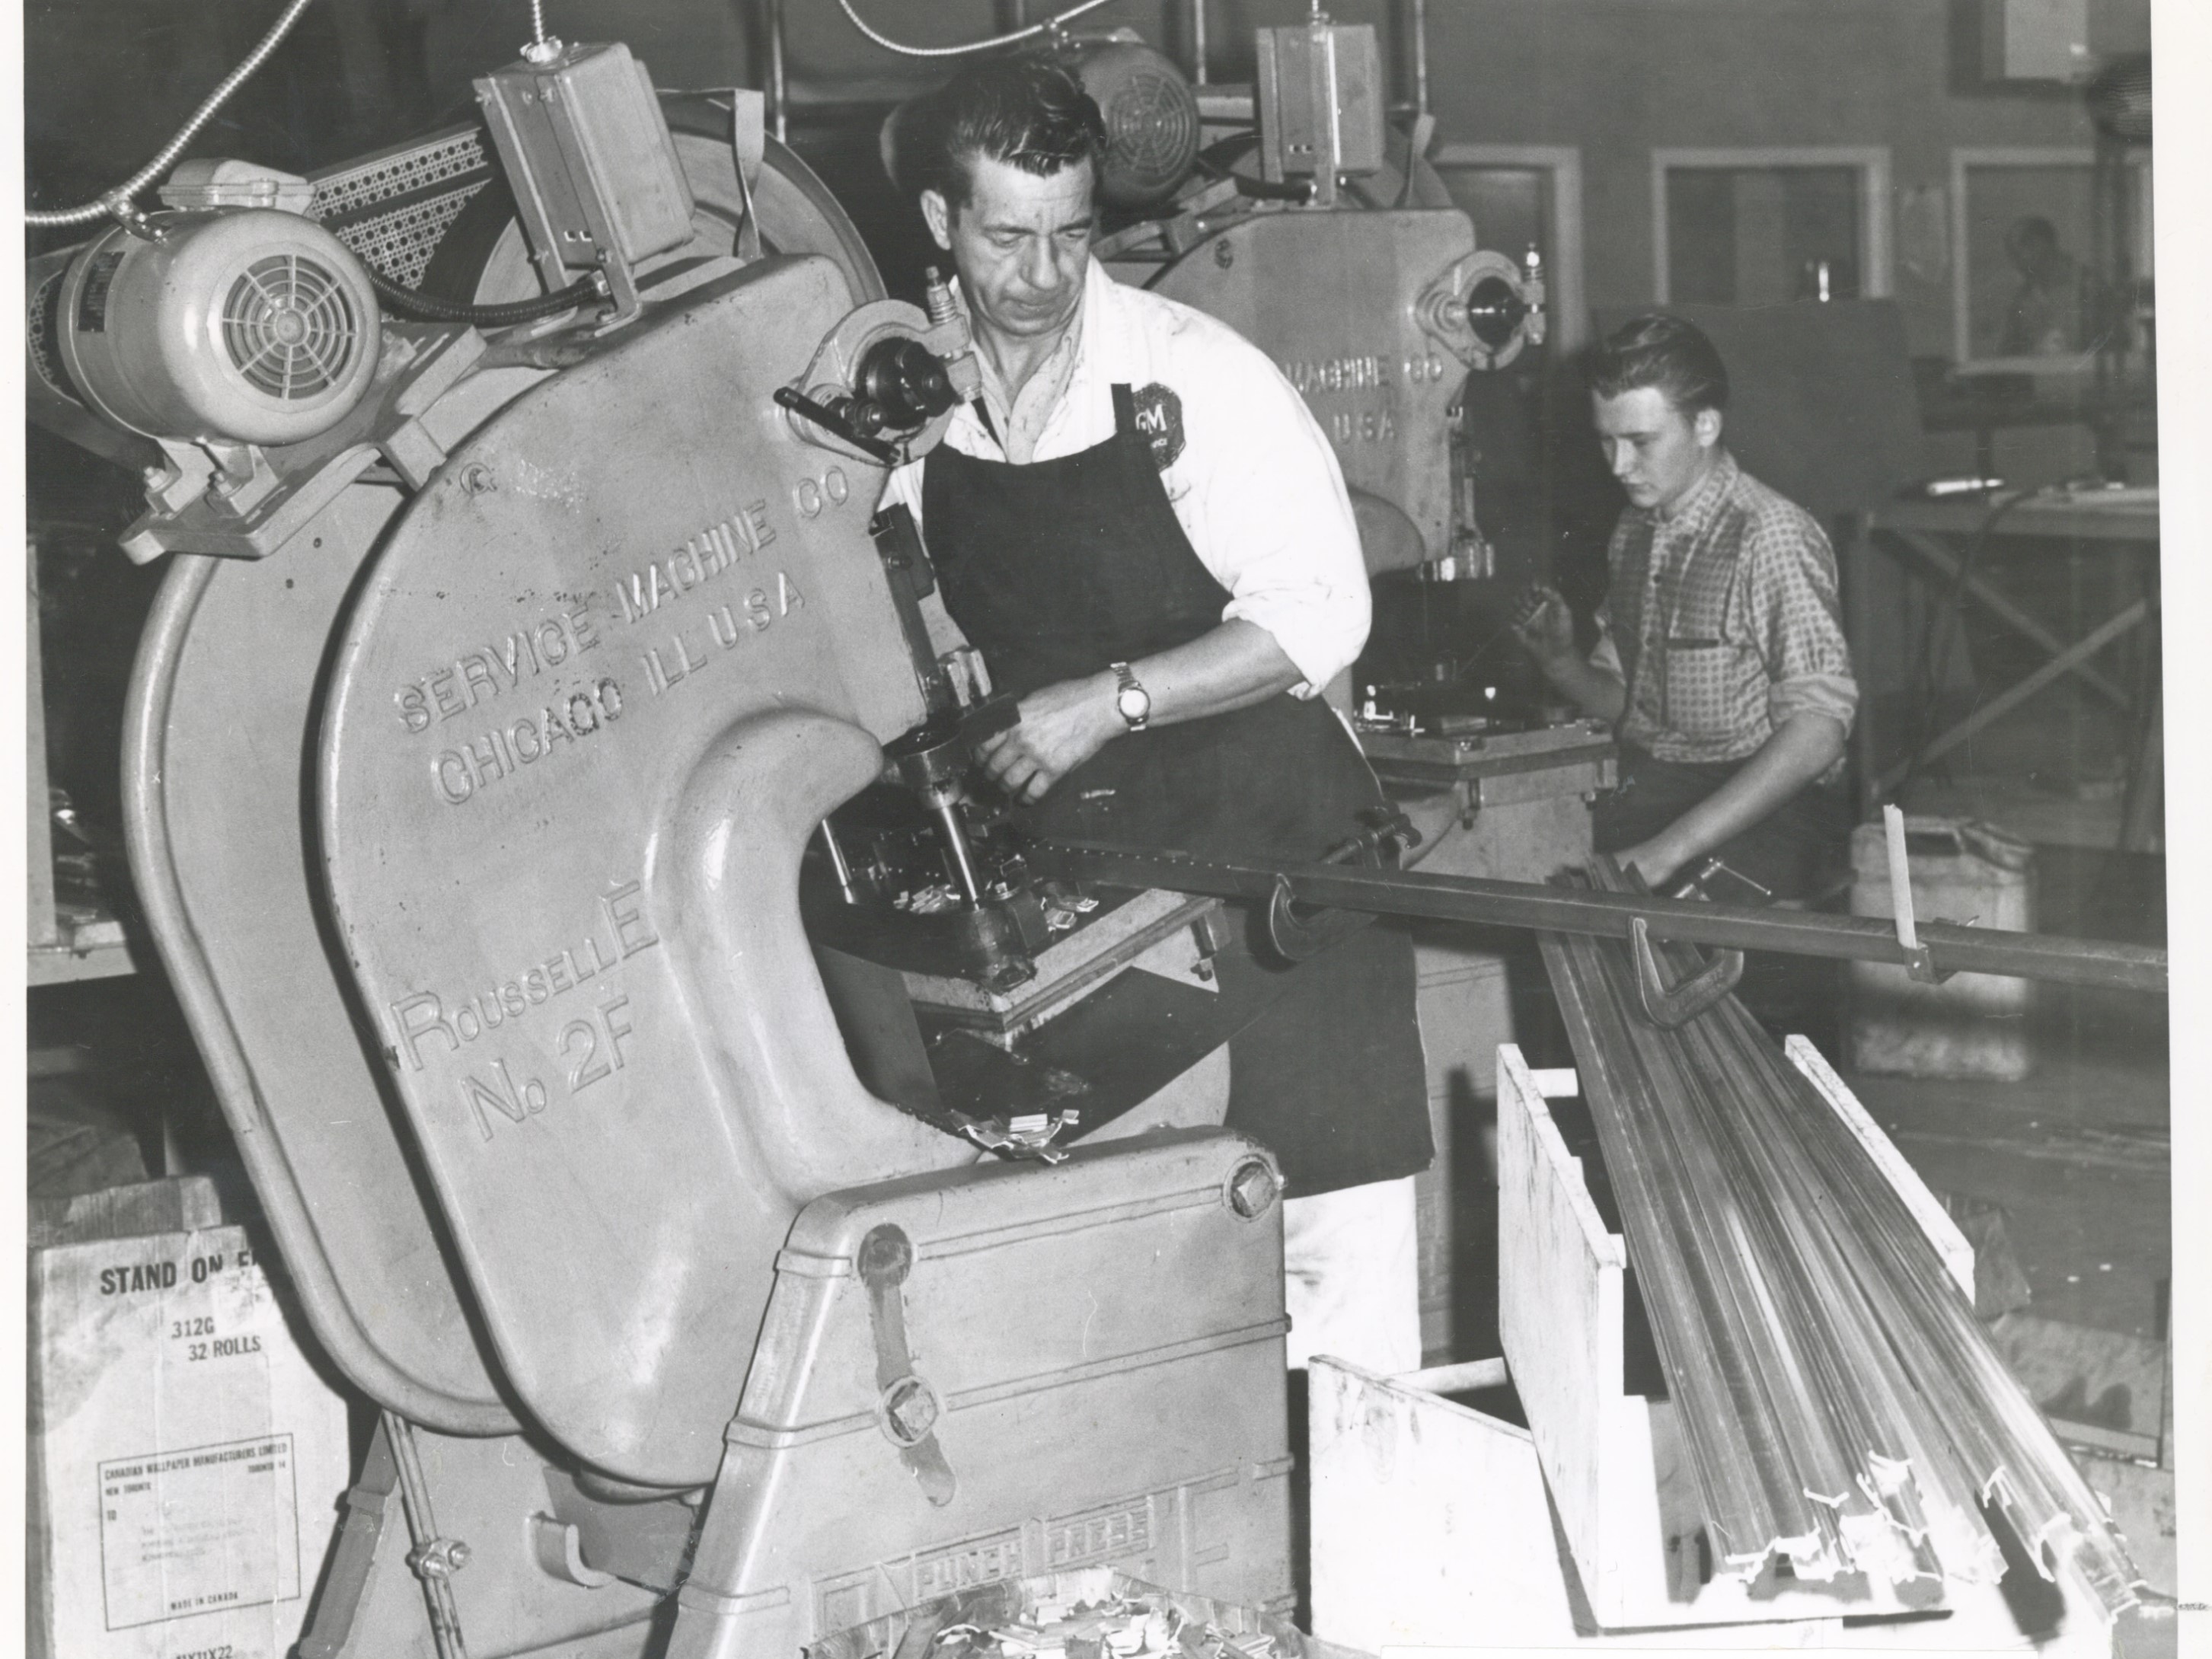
11;2;2206;1656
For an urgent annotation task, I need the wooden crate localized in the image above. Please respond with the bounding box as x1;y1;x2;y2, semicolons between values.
1310;1041;2128;1652
1309;1358;2124;1654
1495;1040;1981;1630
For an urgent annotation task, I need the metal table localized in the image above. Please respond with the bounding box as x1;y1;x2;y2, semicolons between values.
1856;488;2161;851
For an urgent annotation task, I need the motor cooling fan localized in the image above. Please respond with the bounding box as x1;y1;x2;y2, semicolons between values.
221;252;365;400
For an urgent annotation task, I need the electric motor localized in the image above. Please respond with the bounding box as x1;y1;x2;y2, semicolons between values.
55;209;381;448
1067;38;1202;209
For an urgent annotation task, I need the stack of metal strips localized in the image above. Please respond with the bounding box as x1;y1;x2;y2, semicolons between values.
1537;860;2142;1613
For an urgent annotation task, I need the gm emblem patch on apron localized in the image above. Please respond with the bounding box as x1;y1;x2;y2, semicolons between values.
1130;383;1185;471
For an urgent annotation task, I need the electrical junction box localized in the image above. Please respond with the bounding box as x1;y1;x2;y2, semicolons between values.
1979;0;2092;81
27;1184;350;1659
1256;21;1384;190
474;40;695;302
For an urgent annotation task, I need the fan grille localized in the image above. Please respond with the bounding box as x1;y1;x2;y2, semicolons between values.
222;254;362;398
1103;69;1201;197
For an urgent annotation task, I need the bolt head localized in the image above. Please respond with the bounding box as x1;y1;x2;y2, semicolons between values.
1226;1156;1280;1220
882;1375;939;1444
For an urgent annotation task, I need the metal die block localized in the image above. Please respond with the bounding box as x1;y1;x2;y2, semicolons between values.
899;889;1225;1036
1359;723;1617;790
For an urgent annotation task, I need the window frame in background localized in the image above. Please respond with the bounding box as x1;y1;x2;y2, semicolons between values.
1949;145;2148;373
1651;145;1895;309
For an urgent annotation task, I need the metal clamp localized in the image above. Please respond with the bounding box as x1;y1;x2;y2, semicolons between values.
381;1410;471;1659
1901;941;1954;986
1265;872;1372;961
1882;804;1955;985
1265;809;1419;962
1629;916;1742;1029
856;1226;957;1507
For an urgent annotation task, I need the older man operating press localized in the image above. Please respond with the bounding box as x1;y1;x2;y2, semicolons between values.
880;56;1431;1373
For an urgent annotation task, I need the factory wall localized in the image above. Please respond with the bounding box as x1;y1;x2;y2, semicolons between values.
1422;0;2140;360
26;0;2150;359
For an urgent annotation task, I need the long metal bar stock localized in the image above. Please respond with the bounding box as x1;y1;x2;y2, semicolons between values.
1025;841;2166;994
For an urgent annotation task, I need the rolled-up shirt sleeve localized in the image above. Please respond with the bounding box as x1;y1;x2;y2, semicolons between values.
1169;330;1371;697
1748;518;1857;735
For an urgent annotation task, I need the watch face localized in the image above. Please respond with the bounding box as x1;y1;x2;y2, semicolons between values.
1116;685;1150;724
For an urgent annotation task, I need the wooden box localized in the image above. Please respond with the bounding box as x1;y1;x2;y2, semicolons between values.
1495;1039;1977;1630
1310;1042;2124;1653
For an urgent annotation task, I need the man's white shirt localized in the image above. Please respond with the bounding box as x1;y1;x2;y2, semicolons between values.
882;257;1370;697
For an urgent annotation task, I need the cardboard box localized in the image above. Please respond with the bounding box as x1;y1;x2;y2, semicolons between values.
29;1211;350;1659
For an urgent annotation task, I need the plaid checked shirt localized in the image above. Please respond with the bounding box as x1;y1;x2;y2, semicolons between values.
1589;451;1856;767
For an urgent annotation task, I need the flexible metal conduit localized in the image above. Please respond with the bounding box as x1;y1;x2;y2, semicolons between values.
835;0;1125;58
27;0;321;227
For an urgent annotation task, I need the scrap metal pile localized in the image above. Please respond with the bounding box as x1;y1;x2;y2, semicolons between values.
806;1571;1292;1659
1537;860;2143;1613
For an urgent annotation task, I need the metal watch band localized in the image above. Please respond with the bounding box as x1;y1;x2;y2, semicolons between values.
1110;661;1150;732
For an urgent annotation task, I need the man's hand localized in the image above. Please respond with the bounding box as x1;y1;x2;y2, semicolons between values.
1511;583;1579;671
1613;834;1692;892
973;671;1122;804
1613;712;1847;897
1511;584;1628;723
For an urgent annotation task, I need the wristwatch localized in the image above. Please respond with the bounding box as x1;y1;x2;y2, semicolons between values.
1109;662;1151;732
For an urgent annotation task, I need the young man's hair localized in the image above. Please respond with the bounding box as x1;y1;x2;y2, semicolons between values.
1586;313;1731;416
903;55;1108;213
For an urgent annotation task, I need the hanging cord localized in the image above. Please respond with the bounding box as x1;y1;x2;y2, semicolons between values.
26;0;321;227
835;0;1124;58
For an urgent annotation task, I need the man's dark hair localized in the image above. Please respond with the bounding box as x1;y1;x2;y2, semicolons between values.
1586;313;1730;416
904;56;1107;214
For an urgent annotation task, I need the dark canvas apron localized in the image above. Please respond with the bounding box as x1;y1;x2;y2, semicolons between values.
1594;748;1848;903
922;384;1431;1196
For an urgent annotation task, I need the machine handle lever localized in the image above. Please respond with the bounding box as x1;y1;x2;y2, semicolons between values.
856;1226;959;1507
774;384;899;464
